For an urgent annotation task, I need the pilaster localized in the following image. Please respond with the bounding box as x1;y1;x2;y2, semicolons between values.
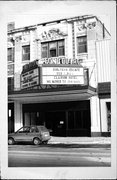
90;96;101;136
14;101;23;131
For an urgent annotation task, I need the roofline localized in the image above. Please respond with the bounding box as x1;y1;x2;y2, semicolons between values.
95;16;111;36
8;14;96;34
7;14;110;36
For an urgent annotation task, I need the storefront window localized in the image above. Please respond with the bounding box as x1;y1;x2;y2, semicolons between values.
41;40;65;58
22;45;30;61
77;36;87;54
58;40;65;56
68;110;89;130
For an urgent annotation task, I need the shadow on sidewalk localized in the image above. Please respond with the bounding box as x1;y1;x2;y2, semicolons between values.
45;143;111;149
9;142;111;149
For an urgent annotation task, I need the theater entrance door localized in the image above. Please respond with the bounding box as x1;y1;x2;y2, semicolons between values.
45;111;66;136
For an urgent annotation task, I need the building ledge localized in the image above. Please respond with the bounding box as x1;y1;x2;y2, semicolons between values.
8;85;96;95
8;85;96;103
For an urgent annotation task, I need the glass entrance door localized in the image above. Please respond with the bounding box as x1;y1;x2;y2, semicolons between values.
67;110;91;136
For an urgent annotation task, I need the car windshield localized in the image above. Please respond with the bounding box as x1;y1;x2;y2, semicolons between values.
16;127;30;133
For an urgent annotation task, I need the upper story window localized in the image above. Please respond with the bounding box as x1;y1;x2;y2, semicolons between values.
8;64;14;76
77;36;87;54
22;45;30;61
41;40;65;58
8;48;14;62
58;40;64;56
8;77;14;91
49;42;57;57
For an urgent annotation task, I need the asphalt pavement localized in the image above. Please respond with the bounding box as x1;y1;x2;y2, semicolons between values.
8;137;111;167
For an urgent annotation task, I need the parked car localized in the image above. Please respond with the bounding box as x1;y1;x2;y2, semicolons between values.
8;125;51;145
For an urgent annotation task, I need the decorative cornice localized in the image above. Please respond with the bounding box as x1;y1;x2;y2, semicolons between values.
77;21;96;32
38;28;67;41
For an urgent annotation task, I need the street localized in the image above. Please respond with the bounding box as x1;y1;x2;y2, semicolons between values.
8;143;111;167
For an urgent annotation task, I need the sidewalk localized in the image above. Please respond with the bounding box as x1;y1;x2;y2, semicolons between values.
49;136;111;145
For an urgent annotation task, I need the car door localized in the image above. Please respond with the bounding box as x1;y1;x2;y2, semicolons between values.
14;127;30;142
27;126;40;141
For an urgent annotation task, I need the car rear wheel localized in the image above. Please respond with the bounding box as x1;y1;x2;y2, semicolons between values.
8;138;15;145
43;141;48;145
33;138;41;145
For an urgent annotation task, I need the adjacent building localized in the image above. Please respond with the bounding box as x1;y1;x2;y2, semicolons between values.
8;15;111;137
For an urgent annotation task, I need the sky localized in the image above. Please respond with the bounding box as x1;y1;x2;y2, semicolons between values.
0;1;113;33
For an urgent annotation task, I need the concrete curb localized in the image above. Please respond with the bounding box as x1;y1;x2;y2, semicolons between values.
49;136;111;145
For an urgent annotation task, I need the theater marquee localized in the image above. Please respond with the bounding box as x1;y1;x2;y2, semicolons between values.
41;66;84;85
21;60;85;88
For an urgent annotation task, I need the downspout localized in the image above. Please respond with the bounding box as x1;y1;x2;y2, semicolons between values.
99;97;102;135
95;40;102;135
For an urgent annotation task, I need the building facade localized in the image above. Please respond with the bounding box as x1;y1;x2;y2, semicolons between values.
8;15;111;137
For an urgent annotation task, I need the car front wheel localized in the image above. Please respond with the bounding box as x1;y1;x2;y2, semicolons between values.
8;138;15;145
33;138;41;145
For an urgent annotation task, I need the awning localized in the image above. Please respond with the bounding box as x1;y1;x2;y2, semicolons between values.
98;82;111;98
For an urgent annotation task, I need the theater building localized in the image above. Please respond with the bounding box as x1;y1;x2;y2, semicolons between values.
8;15;111;137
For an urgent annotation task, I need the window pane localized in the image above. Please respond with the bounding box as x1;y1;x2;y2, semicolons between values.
18;127;30;133
50;49;56;57
78;36;87;43
78;45;87;54
41;40;65;58
58;40;64;47
8;64;14;76
22;45;30;61
59;48;64;56
77;36;87;53
8;48;14;62
18;127;24;133
58;40;65;56
49;42;57;57
49;42;57;49
41;43;48;58
30;126;38;133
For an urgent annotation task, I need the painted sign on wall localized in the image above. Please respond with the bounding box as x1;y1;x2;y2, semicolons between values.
41;66;84;85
